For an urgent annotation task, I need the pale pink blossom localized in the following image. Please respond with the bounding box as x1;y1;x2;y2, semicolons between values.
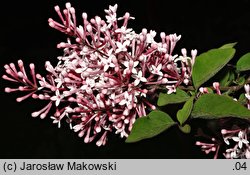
50;89;64;106
2;3;196;146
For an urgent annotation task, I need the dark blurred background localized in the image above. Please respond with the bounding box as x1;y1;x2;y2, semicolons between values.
0;0;249;158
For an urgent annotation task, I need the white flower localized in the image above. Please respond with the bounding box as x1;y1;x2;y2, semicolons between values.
224;148;239;159
81;77;95;94
51;116;61;128
101;51;116;71
166;85;176;94
232;131;249;149
124;31;137;41
54;74;64;88
132;70;147;86
115;124;128;138
123;60;139;75
50;89;64;106
115;40;130;53
150;64;163;77
106;14;117;27
51;111;66;128
119;91;132;107
115;26;133;35
75;60;88;74
63;86;77;97
104;4;118;14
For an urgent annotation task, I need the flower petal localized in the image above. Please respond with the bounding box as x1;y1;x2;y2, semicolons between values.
232;137;240;142
134;79;140;86
55;99;60;106
119;99;126;106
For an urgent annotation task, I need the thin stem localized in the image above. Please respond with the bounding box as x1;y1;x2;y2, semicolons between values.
221;76;250;93
178;76;250;93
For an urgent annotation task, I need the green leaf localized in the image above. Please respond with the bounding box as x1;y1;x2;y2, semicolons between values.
157;88;190;106
219;42;237;49
238;93;247;105
235;76;245;85
177;97;194;125
191;94;250;119
216;70;230;86
126;110;176;143
192;48;236;89
236;52;250;72
206;87;214;94
179;124;191;134
226;71;235;86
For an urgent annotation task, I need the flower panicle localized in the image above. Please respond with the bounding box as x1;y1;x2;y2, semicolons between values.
2;2;197;146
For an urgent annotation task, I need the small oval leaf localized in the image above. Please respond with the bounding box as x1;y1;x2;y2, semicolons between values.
157;88;190;106
238;93;247;105
192;48;236;89
177;97;194;125
179;124;191;134
126;110;176;143
191;94;250;119
236;52;250;72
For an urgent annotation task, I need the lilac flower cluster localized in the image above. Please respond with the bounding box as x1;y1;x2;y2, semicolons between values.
196;128;250;159
3;3;196;146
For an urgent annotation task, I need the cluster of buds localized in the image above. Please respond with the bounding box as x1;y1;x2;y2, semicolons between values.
196;128;250;159
2;3;196;146
195;137;221;159
199;82;221;95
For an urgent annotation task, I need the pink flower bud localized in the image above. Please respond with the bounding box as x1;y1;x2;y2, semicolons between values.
191;49;197;57
160;32;166;39
213;82;220;89
65;2;71;9
142;28;147;35
82;12;87;20
95;16;101;25
244;84;250;93
29;63;35;70
4;87;11;93
86;24;92;32
18;60;23;67
31;112;40;117
181;48;187;57
54;5;60;12
124;12;130;19
70;7;75;14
